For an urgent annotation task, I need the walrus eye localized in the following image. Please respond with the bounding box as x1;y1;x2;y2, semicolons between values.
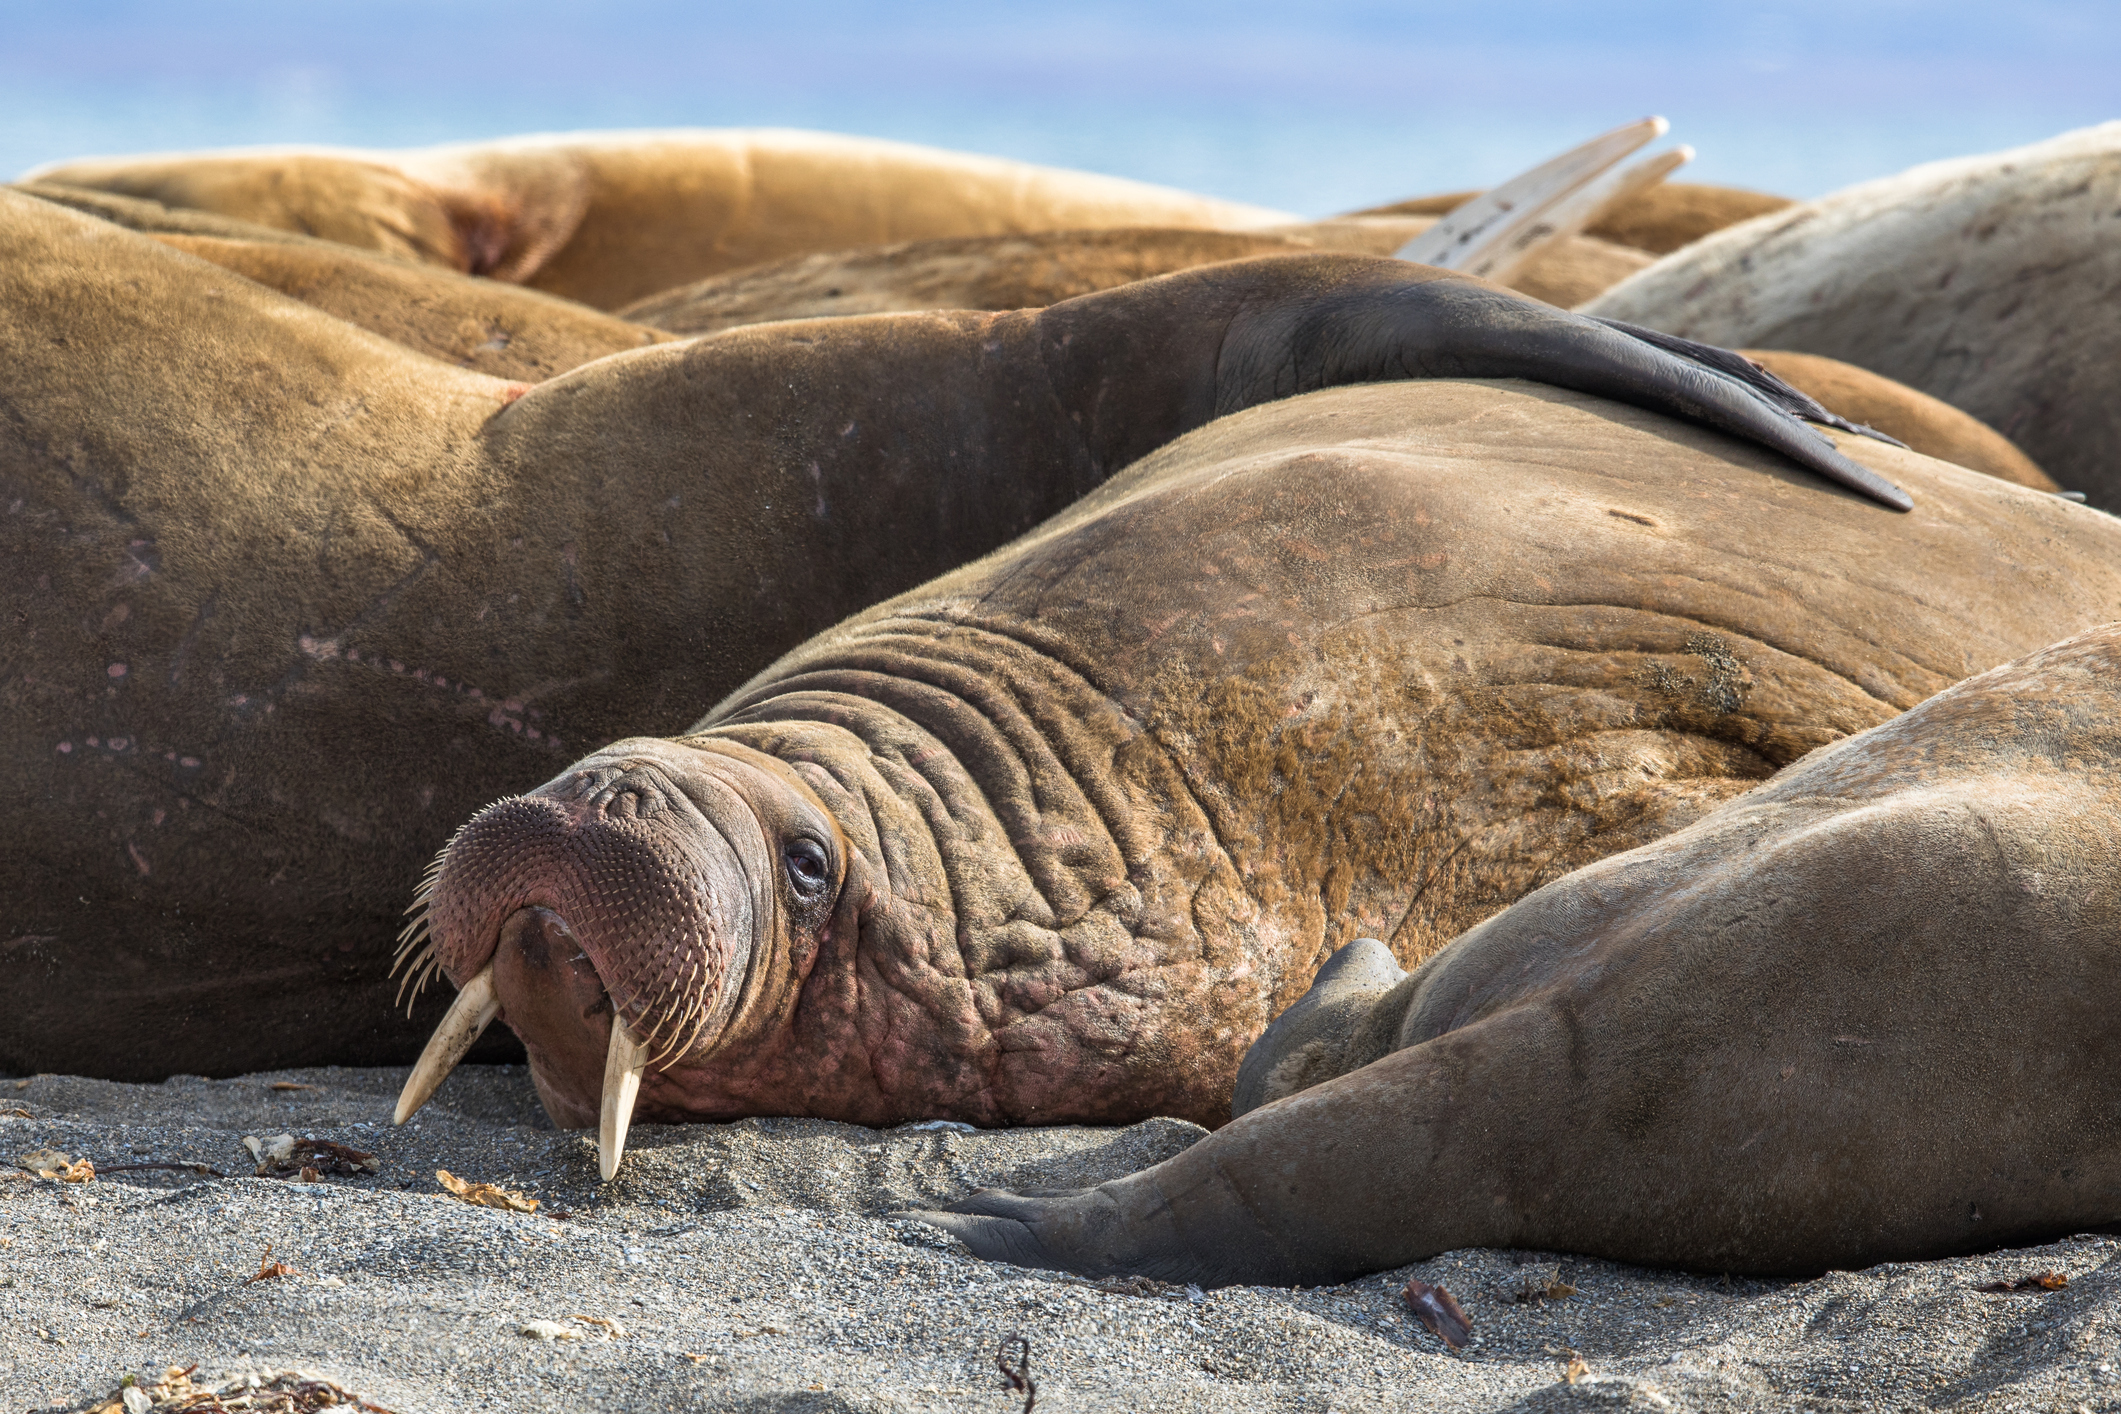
783;837;831;897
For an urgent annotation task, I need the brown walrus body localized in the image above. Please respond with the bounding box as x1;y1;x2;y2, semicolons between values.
2;188;1875;1080
29;129;1294;309
618;222;1653;336
407;378;2121;1146
620;231;2048;487
16;181;675;381
916;622;2121;1282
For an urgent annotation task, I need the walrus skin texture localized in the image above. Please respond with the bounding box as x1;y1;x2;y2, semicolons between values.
13;182;677;382
1583;121;2121;506
28;129;1294;310
409;378;2121;1140
0;189;1876;1081
911;622;2121;1283
24;180;2047;492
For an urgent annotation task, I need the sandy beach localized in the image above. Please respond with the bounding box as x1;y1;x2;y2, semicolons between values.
0;1063;2114;1412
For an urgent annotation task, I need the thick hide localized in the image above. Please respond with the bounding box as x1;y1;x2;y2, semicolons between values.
31;129;1296;310
619;222;1651;337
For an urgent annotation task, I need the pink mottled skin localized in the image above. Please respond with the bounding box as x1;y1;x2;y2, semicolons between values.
428;715;1247;1130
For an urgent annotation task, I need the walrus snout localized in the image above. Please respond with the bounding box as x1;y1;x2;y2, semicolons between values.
396;744;765;1153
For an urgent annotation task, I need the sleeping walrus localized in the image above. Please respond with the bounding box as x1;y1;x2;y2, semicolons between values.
27;129;1294;309
395;377;2121;1178
1;188;1887;1081
914;621;2121;1282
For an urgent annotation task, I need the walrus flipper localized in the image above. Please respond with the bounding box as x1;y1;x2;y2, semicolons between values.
1552;311;1917;515
1591;316;1909;448
1198;266;1918;511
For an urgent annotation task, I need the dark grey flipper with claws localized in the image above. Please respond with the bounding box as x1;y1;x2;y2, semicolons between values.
1173;266;1918;511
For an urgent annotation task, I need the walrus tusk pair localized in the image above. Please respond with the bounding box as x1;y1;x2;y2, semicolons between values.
1395;116;1691;285
392;966;647;1182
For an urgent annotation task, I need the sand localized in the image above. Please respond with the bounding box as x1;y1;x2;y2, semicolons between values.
2;1064;2116;1412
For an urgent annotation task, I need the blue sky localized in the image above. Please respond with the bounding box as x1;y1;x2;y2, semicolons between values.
4;1;2116;213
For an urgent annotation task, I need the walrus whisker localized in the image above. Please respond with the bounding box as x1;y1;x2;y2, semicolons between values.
389;949;433;1011
647;960;709;1068
392;963;498;1125
599;1014;648;1181
395;953;443;1014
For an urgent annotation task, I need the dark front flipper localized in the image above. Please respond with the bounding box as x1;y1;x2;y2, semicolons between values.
1037;254;1915;511
1589;316;1908;449
899;1193;1078;1273
1230;937;1410;1119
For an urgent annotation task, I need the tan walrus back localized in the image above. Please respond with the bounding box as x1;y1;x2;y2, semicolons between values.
32;129;1296;310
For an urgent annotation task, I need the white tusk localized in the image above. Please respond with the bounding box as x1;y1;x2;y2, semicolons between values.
1474;145;1694;290
1393;116;1667;272
393;964;498;1125
599;1013;647;1182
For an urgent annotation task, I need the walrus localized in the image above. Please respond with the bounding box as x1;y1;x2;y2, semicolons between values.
1583;121;2121;504
911;621;2121;1283
0;187;1890;1082
13;180;673;382
28;129;1294;310
394;375;2121;1180
617;221;1652;335
620;232;2051;487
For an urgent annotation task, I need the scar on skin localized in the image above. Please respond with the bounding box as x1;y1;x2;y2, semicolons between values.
333;646;563;752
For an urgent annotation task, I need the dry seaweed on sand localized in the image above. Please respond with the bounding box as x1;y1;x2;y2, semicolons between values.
16;1147;95;1182
995;1332;1037;1412
59;1365;396;1413
1977;1271;2070;1293
1403;1276;1474;1349
434;1167;540;1212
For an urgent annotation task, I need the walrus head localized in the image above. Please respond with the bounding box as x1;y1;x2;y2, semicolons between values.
392;737;847;1177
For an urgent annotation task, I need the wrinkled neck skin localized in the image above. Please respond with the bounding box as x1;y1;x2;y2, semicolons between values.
668;620;1267;1131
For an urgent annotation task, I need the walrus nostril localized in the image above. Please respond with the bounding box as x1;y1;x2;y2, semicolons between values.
587;767;675;822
